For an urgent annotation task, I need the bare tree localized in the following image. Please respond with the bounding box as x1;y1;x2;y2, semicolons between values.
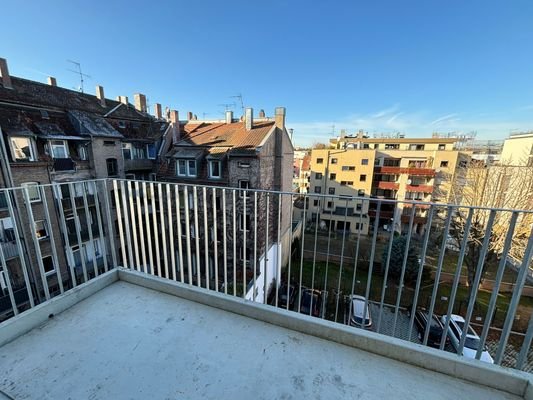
446;160;533;301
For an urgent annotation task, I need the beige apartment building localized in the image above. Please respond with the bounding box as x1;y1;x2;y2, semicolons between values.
308;133;469;235
500;132;533;166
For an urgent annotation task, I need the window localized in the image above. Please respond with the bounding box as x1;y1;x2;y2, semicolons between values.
328;187;335;195
49;140;68;159
176;159;196;177
315;172;323;180
331;158;338;164
146;143;156;159
122;143;132;160
313;199;319;206
409;144;425;151
385;143;400;150
42;255;55;274
459;160;468;168
238;161;250;168
326;201;334;209
356;204;362;211
209;160;222;179
125;173;136;180
360;174;367;182
106;158;118;177
340;181;353;186
440;161;449;168
35;220;48;240
78;145;88;161
188;160;197;176
316;158;323;164
342;166;355;171
329;173;336;180
10;137;35;161
239;214;251;231
103;141;116;146
314;186;321;193
239;180;250;197
358;189;365;196
21;182;41;202
438;144;446;150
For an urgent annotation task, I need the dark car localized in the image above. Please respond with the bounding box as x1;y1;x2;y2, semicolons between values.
411;308;446;348
299;289;324;318
278;284;296;309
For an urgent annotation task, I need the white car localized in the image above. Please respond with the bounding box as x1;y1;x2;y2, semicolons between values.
347;295;372;328
441;314;493;363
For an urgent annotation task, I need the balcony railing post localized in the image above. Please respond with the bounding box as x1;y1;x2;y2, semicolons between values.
253;191;257;302
81;182;98;278
68;183;88;283
232;189;236;296
183;186;192;284
222;188;227;293
203;187;209;290
119;180;134;269
136;181;148;274
212;187;219;292
193;186;201;287
265;192;271;305
168;184;176;281
0;232;18;316
150;182;162;277
158;183;169;278
175;184;184;283
94;181;110;273
127;181;141;272
112;179;127;268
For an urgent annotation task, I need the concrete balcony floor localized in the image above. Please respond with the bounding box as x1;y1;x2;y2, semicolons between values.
0;270;530;400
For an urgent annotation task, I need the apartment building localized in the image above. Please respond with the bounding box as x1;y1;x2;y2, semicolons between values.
293;150;311;193
308;132;469;235
157;107;294;300
500;132;533;166
0;57;168;308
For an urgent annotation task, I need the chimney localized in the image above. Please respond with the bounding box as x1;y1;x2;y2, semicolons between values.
258;109;266;118
245;107;253;131
193;114;198;120
154;103;162;119
187;111;193;120
134;93;147;113
47;77;57;86
0;58;13;89
96;85;106;107
169;110;180;143
225;110;233;124
275;107;286;130
119;96;129;105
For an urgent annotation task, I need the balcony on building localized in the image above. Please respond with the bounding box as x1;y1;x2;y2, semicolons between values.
1;179;533;400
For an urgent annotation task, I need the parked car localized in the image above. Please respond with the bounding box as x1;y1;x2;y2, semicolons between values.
299;289;325;318
278;284;296;309
347;295;372;328
441;314;494;363
410;308;446;347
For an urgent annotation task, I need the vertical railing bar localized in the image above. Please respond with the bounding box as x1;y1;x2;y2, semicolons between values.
158;183;169;279
334;199;350;322
167;184;176;281
120;180;134;269
142;181;154;274
495;224;533;364
232;189;237;296
39;185;64;294
349;199;364;299
127;181;141;271
376;206;399;333
68;183;88;283
222;188;228;293
439;207;474;350
391;204;416;337
0;238;18;315
150;182;162;277
243;190;247;299
112;180;127;268
184;186;193;284
212;188;219;291
6;189;35;306
322;195;336;319
362;200;381;330
516;313;533;370
476;212;519;358
253;191;257;301
286;193;294;311
81;182;98;278
136;181;148;274
175;184;184;283
407;205;435;339
457;210;497;355
423;205;453;346
54;184;77;288
101;180;117;269
92;181;109;273
265;193;270;305
275;193;281;307
309;194;320;316
193;186;201;287
203;187;210;290
297;194;306;311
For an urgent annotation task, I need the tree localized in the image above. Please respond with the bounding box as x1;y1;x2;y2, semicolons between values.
446;160;533;302
381;235;420;286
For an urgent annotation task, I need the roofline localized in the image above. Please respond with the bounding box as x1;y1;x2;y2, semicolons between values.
337;137;458;144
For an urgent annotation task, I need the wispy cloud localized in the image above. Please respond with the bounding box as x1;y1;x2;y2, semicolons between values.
429;113;459;126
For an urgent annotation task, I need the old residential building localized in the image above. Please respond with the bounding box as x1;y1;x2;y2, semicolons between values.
308;132;469;235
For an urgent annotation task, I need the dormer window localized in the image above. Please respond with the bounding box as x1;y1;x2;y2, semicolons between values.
176;159;197;177
10;137;36;162
50;140;69;159
209;160;222;179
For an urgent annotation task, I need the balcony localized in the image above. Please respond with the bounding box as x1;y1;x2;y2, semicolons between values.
124;158;154;171
0;178;533;398
375;181;400;190
0;240;19;259
405;184;433;193
375;166;436;176
52;157;76;172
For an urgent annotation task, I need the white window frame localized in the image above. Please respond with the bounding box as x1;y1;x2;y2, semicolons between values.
122;143;132;160
10;136;36;161
146;143;156;160
238;180;249;197
49;140;69;159
35;220;49;240
238;161;250;168
21;182;41;203
78;144;88;161
42;255;56;275
209;160;222;179
176;159;197;177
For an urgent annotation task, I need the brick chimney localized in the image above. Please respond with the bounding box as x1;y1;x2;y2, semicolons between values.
225;110;233;124
96;85;106;107
169;110;180;143
154;103;162;119
134;93;147;113
275;107;286;130
245;107;253;131
119;96;129;105
47;77;57;86
187;111;193;120
0;58;13;89
258;109;265;118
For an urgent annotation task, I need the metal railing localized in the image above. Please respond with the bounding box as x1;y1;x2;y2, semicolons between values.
0;178;532;373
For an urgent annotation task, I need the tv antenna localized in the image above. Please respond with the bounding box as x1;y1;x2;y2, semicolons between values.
67;60;91;93
230;93;244;115
218;102;236;111
330;124;336;136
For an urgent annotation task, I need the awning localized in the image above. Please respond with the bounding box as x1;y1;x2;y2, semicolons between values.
40;135;89;141
171;148;205;159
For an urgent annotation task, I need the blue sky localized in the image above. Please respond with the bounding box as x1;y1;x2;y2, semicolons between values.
1;0;532;146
